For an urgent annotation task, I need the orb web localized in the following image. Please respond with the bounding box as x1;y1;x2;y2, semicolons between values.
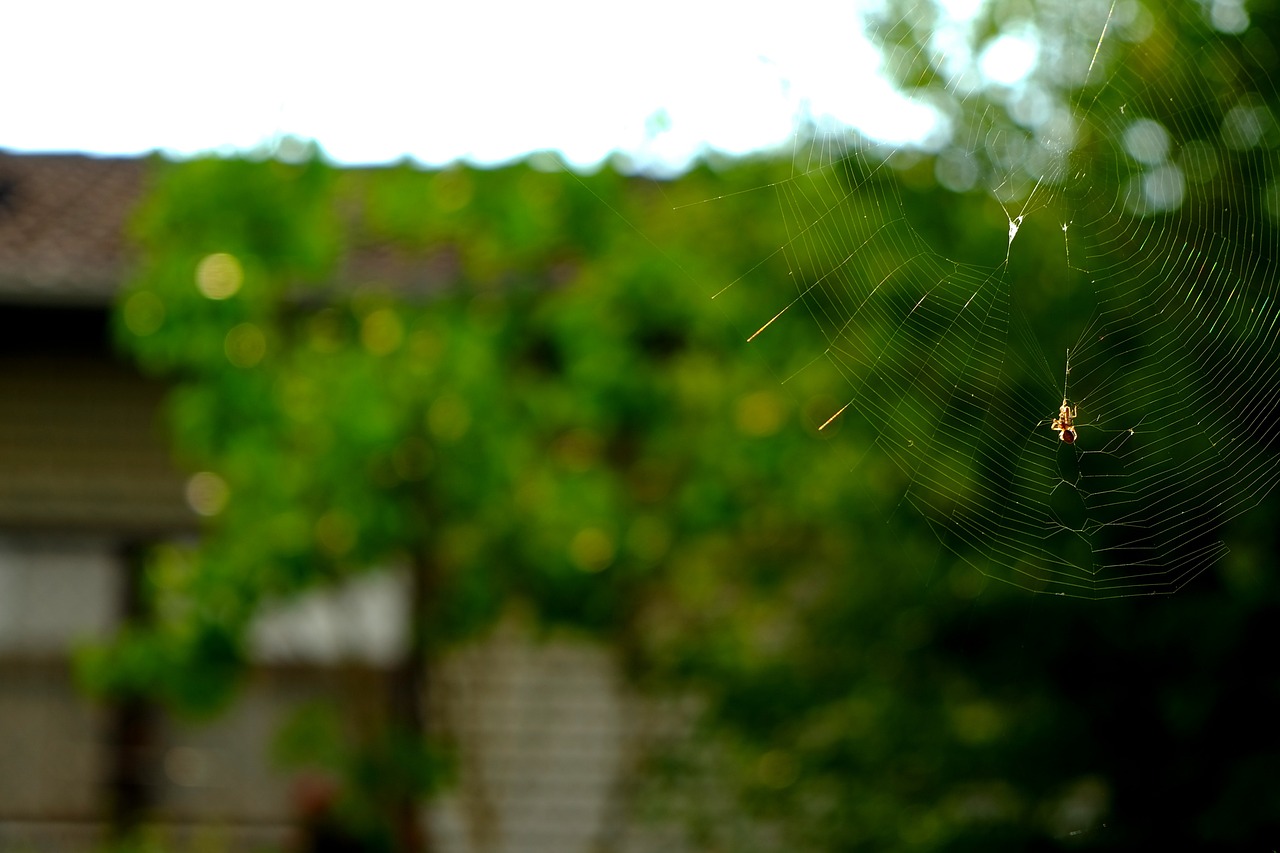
730;0;1280;597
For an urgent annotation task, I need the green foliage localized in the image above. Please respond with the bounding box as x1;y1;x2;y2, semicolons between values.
99;142;894;834
274;703;450;850
108;147;847;662
92;3;1280;844
76;544;246;714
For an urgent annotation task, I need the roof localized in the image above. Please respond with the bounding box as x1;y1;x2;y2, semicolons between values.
0;151;191;533
0;151;148;304
0;150;467;306
0;149;465;534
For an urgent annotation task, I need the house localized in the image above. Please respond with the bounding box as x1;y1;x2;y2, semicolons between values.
0;150;688;853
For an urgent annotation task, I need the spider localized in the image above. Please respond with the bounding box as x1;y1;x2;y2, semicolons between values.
1051;398;1078;444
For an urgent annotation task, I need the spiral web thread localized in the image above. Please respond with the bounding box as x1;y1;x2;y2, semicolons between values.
744;0;1280;597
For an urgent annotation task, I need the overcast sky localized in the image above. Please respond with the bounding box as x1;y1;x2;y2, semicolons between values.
4;0;1000;172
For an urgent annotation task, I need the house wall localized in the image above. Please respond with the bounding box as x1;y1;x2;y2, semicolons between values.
0;535;688;852
0;535;118;850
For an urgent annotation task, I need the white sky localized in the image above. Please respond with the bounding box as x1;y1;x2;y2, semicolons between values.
2;0;998;173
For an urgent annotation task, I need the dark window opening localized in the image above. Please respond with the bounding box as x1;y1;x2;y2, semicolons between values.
0;303;113;358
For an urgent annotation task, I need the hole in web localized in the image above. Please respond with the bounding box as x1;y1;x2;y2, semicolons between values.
709;0;1280;598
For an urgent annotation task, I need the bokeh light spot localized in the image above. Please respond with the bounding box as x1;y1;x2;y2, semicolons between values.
756;750;799;789
570;527;615;573
1122;118;1170;165
196;252;244;300
360;308;404;355
392;436;434;481
225;323;267;368
1210;0;1250;34
626;515;671;563
977;30;1038;87
315;510;357;558
551;428;602;471
123;291;165;336
1179;140;1220;184
1221;99;1273;150
734;390;786;437
427;394;472;442
1264;179;1280;223
1143;164;1186;211
950;701;1005;745
185;472;229;517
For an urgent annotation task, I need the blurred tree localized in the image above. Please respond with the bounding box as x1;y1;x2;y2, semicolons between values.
86;149;874;848
84;1;1280;850
636;1;1280;849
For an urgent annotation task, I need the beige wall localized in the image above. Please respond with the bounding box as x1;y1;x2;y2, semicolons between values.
0;537;687;852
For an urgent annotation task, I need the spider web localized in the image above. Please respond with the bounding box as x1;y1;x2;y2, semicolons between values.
726;0;1280;597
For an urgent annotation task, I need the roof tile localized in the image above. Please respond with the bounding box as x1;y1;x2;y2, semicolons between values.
0;152;146;303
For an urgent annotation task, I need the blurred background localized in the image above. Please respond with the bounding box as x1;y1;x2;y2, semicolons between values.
3;0;1280;851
